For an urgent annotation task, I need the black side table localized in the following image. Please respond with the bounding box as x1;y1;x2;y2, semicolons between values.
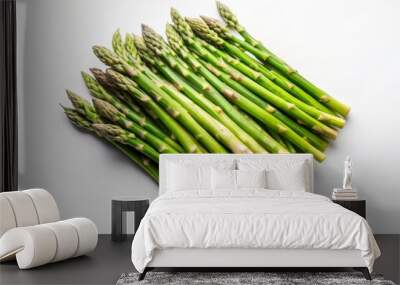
112;197;149;242
333;199;366;218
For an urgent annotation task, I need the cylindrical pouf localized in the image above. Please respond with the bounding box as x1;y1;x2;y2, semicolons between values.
64;218;98;257
23;189;60;224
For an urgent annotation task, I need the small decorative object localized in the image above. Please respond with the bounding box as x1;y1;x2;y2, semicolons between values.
342;155;353;190
332;156;358;200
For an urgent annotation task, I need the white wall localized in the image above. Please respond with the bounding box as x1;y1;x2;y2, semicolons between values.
17;0;400;233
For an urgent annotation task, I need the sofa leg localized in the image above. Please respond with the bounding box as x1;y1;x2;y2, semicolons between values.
138;268;148;281
354;267;371;280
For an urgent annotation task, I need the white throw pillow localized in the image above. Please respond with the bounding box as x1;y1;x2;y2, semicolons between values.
211;169;268;191
166;163;212;192
236;169;268;189
266;163;307;191
237;159;309;191
212;168;237;190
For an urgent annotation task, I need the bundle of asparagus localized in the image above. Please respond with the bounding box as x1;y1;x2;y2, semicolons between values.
62;2;350;183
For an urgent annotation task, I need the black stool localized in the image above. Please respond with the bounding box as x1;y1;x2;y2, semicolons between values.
111;197;149;242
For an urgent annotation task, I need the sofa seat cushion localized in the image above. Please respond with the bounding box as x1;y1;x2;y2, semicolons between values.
0;218;98;269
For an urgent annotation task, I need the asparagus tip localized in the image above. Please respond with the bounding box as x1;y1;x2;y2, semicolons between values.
141;24;162;43
92;123;126;140
92;97;109;110
141;24;151;33
59;103;68;111
125;32;133;39
215;1;225;9
200;15;211;22
92;97;102;106
94;98;122;123
132;34;143;45
105;67;114;74
81;70;92;80
170;7;179;17
201;15;224;28
184;16;196;23
65;89;76;98
89;67;101;75
90;68;108;82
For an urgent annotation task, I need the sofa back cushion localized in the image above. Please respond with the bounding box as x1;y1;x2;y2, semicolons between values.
0;189;60;237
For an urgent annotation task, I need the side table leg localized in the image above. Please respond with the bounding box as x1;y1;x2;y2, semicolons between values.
112;201;127;242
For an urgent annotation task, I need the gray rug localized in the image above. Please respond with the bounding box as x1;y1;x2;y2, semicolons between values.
116;272;396;285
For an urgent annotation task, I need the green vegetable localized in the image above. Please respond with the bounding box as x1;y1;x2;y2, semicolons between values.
216;2;350;117
166;20;325;161
185;17;339;139
143;23;287;154
92;123;160;162
82;70;183;152
61;105;159;181
105;68;204;153
61;3;352;177
93;98;180;153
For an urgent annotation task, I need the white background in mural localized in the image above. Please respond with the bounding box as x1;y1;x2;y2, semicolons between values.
17;0;400;233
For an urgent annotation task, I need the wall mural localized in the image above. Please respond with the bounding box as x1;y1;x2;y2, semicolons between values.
61;2;350;183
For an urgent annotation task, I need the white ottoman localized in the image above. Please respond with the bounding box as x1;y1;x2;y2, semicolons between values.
0;189;98;269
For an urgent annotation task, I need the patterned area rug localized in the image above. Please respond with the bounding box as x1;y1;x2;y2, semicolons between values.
116;272;396;285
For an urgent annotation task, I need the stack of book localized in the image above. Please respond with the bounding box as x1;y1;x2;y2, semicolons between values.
332;188;358;200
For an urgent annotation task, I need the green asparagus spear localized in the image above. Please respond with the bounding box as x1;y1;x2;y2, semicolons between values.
92;123;159;162
198;58;328;151
82;70;183;152
166;20;326;161
185;17;339;138
215;2;350;116
143;24;287;153
93;45;227;153
93;98;180;153
62;106;159;181
200;16;336;116
105;68;203;153
135;35;268;153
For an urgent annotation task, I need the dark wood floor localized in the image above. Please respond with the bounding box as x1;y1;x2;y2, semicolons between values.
0;235;398;285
